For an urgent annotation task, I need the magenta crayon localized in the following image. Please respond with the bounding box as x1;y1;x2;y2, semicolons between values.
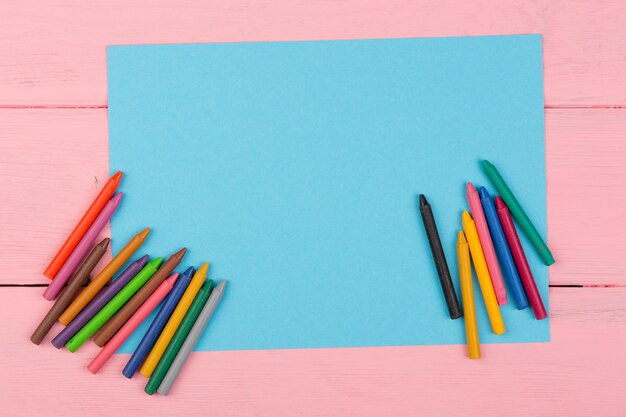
496;197;547;320
44;171;123;279
43;193;123;300
88;274;179;374
467;183;507;305
51;255;149;349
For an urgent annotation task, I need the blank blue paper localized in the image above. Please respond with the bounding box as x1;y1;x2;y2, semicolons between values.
108;35;549;353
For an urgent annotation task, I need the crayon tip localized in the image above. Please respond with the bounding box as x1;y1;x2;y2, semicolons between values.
111;171;123;183
495;196;506;210
478;186;490;200
457;231;467;245
418;194;428;207
149;257;163;269
137;227;151;240
166;273;179;285
462;210;472;224
173;247;187;260
481;160;493;170
97;237;111;249
182;266;195;278
466;182;477;195
197;262;209;275
215;280;227;292
201;279;214;293
135;254;150;266
110;192;123;205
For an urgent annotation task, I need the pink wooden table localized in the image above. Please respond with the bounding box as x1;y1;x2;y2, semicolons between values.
1;1;625;416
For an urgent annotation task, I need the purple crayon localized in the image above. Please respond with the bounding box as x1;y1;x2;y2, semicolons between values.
43;193;123;300
51;255;149;349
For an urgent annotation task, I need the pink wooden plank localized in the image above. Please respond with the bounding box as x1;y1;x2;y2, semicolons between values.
546;109;626;285
1;0;626;106
0;109;111;283
1;108;624;285
5;286;626;416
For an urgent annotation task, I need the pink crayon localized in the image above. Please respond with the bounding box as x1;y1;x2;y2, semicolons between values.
43;193;122;300
495;197;547;320
88;273;179;374
467;183;507;305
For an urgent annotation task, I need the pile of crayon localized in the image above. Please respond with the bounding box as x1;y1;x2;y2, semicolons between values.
419;160;553;359
31;171;226;396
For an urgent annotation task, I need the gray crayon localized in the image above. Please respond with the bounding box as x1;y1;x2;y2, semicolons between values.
157;280;226;395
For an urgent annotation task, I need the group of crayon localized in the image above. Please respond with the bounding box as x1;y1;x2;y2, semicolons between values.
31;171;227;396
419;160;554;359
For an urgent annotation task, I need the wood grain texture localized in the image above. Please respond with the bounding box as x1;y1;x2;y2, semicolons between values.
1;0;626;106
546;108;626;285
4;286;625;416
1;3;625;414
0;108;111;284
1;108;624;285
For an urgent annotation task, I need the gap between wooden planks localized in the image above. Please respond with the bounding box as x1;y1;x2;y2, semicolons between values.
3;286;625;417
1;0;626;106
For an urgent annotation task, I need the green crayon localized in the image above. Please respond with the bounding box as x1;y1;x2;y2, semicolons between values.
482;160;554;266
145;280;213;395
66;257;163;352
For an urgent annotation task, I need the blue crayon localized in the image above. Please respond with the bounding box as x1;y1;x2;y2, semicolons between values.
479;187;529;310
122;266;194;378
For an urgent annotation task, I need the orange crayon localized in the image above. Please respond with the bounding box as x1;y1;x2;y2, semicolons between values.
44;171;123;279
58;227;151;325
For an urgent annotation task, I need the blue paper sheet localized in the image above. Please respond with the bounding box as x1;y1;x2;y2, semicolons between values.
108;35;549;353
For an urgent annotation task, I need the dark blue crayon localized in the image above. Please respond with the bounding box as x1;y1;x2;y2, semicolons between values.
122;266;195;378
479;187;529;309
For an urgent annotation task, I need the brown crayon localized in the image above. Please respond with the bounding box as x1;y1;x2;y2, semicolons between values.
92;247;187;346
59;227;151;325
31;238;110;345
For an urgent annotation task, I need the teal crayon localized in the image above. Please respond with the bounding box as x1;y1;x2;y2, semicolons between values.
482;160;554;265
155;280;226;396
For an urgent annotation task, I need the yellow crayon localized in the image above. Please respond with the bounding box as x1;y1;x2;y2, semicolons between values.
462;211;505;335
457;231;480;359
140;262;209;377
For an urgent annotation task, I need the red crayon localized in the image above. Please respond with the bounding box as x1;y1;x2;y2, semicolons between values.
495;197;547;320
44;171;123;279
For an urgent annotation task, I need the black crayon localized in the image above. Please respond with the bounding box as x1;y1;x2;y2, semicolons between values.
418;194;463;319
